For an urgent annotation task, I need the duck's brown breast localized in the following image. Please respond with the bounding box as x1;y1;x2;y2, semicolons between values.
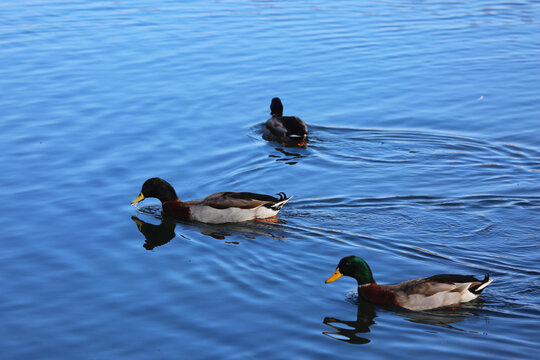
163;200;192;220
359;284;400;307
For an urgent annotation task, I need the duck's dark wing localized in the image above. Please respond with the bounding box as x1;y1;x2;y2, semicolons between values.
424;274;481;284
391;274;484;296
426;274;491;294
282;116;308;136
197;192;282;210
265;117;288;137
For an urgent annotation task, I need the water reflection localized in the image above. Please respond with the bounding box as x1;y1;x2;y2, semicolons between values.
323;299;377;344
395;306;482;334
323;298;487;344
131;213;288;249
179;219;288;242
131;215;177;250
268;147;306;165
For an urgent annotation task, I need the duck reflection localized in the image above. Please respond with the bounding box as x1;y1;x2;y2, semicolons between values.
323;298;377;344
132;213;287;249
182;218;288;242
394;301;487;333
268;147;306;165
323;298;487;344
131;215;177;250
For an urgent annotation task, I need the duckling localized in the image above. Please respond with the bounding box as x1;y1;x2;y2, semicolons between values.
326;256;493;311
264;97;309;146
131;177;291;224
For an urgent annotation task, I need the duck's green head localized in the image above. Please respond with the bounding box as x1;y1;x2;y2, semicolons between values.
270;97;283;117
325;256;375;286
131;177;179;204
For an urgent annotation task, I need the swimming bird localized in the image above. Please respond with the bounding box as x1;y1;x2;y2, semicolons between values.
264;97;309;147
325;256;493;311
131;177;292;224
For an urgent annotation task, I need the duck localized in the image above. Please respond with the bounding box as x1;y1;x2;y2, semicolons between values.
264;97;309;147
325;256;493;311
131;177;292;224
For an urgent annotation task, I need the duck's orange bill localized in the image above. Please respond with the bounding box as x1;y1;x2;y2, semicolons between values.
131;193;145;204
325;269;343;284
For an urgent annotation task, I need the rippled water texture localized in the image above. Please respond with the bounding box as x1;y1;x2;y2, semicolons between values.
1;1;539;359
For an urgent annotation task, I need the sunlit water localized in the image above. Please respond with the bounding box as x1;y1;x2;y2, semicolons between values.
1;1;539;359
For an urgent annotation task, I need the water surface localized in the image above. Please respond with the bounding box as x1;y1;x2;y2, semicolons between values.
1;1;539;359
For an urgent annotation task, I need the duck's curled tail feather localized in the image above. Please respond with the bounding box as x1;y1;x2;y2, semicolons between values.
471;274;493;294
271;194;292;210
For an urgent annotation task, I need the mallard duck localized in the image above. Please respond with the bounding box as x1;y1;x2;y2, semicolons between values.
131;177;292;224
264;97;309;147
325;256;493;311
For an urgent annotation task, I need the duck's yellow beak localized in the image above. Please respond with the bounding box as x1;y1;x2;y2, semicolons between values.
131;192;145;204
325;269;343;284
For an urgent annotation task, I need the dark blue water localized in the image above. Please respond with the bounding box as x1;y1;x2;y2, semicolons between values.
1;1;539;359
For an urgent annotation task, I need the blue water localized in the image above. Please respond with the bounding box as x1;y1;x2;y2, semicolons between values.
1;1;539;359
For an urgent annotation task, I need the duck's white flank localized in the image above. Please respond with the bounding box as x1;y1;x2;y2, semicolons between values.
189;197;291;224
